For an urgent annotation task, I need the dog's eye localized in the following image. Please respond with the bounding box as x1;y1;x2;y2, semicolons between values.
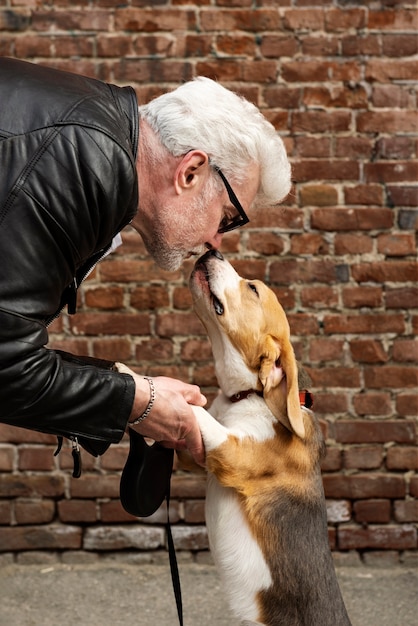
248;283;259;296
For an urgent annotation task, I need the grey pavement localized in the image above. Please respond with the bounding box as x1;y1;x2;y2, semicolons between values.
0;561;417;626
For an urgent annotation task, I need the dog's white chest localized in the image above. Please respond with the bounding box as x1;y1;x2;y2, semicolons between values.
205;473;272;623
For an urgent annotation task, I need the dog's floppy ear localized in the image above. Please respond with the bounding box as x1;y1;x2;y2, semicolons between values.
259;336;305;439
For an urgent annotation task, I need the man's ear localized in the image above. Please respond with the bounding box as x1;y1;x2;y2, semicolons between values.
259;336;305;440
174;150;209;194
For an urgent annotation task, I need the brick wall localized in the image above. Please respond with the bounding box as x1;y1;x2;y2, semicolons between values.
0;0;417;566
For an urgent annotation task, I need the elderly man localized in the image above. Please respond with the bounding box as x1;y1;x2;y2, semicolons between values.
0;57;291;468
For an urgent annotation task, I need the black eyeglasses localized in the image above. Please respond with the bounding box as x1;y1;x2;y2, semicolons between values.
213;166;250;234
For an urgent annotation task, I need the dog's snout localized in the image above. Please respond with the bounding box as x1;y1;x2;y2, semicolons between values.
198;249;224;263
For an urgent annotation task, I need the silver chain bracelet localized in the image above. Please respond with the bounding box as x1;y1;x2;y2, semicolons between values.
129;376;155;426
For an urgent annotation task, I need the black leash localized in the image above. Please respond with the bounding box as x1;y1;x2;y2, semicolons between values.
165;486;183;626
119;430;183;626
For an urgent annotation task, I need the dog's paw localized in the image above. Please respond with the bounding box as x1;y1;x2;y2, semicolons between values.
192;405;228;451
115;362;135;376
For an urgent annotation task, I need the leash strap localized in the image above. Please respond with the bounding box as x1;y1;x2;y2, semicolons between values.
165;484;183;626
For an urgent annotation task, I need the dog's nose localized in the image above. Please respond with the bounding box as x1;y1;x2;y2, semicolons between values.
208;249;224;260
199;249;224;263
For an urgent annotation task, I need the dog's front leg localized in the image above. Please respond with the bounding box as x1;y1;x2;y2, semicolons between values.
191;405;229;452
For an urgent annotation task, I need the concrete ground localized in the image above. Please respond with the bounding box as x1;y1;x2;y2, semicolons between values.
0;561;417;625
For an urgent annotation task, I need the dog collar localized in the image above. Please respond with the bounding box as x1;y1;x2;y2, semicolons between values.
229;389;263;403
228;388;314;409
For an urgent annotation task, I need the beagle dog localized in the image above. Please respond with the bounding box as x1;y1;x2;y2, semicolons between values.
188;250;351;626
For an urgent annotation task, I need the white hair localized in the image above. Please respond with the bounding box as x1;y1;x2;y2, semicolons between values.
138;77;291;206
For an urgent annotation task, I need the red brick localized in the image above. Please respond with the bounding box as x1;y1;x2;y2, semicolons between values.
353;393;392;417
343;446;384;470
365;60;418;83
309;367;361;388
0;502;11;525
323;474;406;499
394;500;418;523
100;500;138;524
15;500;55;525
18;447;55;472
290;234;330;255
246;232;286;255
393;339;418;363
0;475;65;498
364;366;418;390
84;286;124;310
200;8;280;32
389;185;418;206
365;160;418;184
58;500;98;523
368;9;418;31
172;287;193;310
301;35;339;57
299;184;338;207
353;500;391;524
180;339;212;362
377;138;417;161
171;475;206;499
92;338;132;362
70;313;151;336
0;525;82;551
294;136;331;158
386;287;418;309
325;8;366;31
335;421;416;444
338;525;417;551
283;8;324;31
270;259;348;286
309;338;345;362
342;34;380;56
350;340;388;364
70;475;120;499
0;446;14;472
216;33;256;56
33;10;110;31
97;34;133;57
114;8;196;32
372;84;415;109
135;338;173;362
311;207;393;231
335;137;374;158
377;233;416;256
130;285;169;310
342;286;383;308
303;85;368;109
344;184;383;206
335;235;374;256
386;447;418;471
184;500;206;523
260;35;298;58
396;394;418;418
320;447;342;472
292;111;351;133
323;314;405;335
312;393;348;415
300;286;338;309
410;477;418;498
100;260;181;283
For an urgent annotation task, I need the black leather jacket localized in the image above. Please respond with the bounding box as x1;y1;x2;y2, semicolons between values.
0;58;139;455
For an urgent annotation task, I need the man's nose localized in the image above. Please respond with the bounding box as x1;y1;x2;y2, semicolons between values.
205;232;223;250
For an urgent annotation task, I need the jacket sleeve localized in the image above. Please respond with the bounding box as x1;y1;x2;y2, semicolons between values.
0;308;135;455
0;77;139;455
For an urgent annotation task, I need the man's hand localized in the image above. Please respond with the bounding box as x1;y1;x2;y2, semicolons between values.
117;365;207;467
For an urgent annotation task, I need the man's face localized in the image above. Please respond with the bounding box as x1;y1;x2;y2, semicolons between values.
133;154;260;271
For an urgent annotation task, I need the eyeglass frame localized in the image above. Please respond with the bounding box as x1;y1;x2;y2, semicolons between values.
212;165;250;234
